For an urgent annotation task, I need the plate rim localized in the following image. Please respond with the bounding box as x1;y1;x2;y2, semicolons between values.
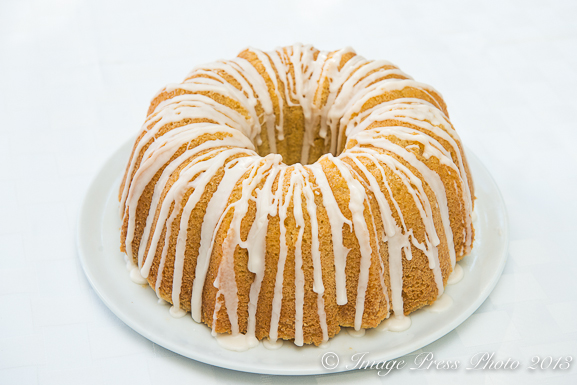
76;139;509;376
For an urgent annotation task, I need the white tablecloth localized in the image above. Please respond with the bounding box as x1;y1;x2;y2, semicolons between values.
1;0;576;383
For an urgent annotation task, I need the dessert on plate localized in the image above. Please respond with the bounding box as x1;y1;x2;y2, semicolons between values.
118;44;475;350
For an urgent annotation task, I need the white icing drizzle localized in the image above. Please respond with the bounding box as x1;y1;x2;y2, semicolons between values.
118;44;475;350
212;156;277;344
327;154;373;331
188;156;255;320
268;167;293;342
169;305;186;319
345;100;474;255
266;45;328;164
346;155;402;317
243;156;283;344
345;150;434;317
308;163;351;305
292;181;306;346
295;164;329;344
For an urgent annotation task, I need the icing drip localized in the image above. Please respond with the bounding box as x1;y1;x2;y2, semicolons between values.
447;263;464;285
129;266;147;285
215;333;259;352
292;182;306;346
169;305;186;318
212;156;279;345
268;168;291;343
267;45;327;164
268;165;330;345
427;294;453;313
377;315;412;332
263;338;284;350
327;154;373;331
346;328;366;338
308;163;351;305
173;153;256;318
296;164;329;343
189;157;255;321
243;157;283;343
118;44;475;349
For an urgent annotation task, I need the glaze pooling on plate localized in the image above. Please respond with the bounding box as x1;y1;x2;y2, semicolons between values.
427;294;454;313
447;264;464;285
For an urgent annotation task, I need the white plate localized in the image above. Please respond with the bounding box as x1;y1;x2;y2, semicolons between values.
77;140;508;375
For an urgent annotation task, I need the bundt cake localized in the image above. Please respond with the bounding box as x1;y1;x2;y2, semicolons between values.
118;44;475;350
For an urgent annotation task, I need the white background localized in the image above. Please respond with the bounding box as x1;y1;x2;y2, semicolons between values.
1;0;576;384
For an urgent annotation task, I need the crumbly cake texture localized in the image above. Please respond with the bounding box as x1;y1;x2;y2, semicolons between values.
118;44;475;348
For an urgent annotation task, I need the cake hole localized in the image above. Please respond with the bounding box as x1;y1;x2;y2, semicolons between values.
254;107;343;166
